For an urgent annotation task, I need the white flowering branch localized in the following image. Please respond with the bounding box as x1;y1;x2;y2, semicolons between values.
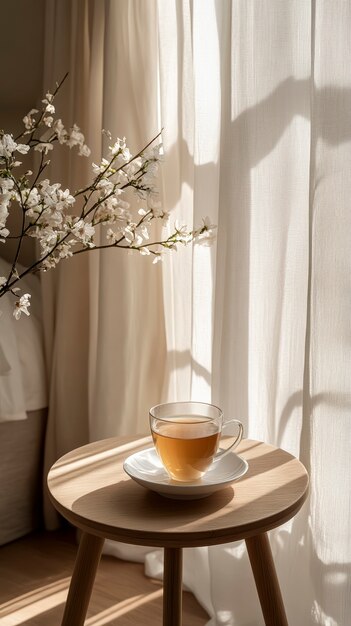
0;76;216;318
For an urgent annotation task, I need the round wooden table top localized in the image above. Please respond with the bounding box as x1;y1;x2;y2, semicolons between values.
47;436;309;548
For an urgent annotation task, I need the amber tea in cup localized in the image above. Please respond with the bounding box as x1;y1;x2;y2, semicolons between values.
149;402;243;482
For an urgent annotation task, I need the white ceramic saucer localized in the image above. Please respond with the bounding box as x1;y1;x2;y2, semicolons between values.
123;447;249;499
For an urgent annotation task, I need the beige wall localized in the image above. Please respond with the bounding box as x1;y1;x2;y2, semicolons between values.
0;0;45;266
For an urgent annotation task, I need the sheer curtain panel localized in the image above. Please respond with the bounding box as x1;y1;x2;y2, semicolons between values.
157;1;351;624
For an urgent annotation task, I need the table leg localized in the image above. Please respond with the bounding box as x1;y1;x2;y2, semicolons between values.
245;532;288;626
61;532;104;626
163;547;183;626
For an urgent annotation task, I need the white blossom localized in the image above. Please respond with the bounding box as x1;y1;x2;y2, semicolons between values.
109;138;126;156
174;221;192;244
152;254;163;264
58;188;75;208
23;187;40;208
0;134;17;158
37;227;61;254
0;200;10;228
124;157;142;178
203;216;216;230
37;181;75;218
135;223;150;242
142;144;163;160
123;224;135;244
67;124;84;148
13;293;31;320
16;143;30;155
58;242;73;259
44;103;55;115
34;142;54;154
0;227;9;242
44;92;54;103
106;228;118;243
71;219;95;246
194;230;217;246
42;94;55;115
0;196;9;215
39;256;58;270
0;134;31;158
78;144;91;157
23;108;39;130
121;147;132;161
193;216;217;246
43;116;54;127
0;178;14;193
92;158;110;174
143;160;158;178
96;178;114;194
94;198;119;223
53;119;67;144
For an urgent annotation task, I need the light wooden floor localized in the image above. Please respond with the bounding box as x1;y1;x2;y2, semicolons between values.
0;529;208;625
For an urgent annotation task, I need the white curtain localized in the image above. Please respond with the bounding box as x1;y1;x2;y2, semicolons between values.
43;1;351;624
158;2;351;624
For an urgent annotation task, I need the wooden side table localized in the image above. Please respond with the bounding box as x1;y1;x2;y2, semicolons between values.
47;436;309;626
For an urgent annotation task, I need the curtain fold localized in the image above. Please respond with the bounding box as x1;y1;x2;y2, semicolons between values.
307;3;351;623
43;1;350;624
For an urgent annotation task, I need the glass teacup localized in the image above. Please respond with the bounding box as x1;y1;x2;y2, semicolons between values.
149;401;243;482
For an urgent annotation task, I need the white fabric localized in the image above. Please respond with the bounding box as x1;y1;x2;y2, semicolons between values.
42;1;351;624
0;259;47;421
156;1;351;625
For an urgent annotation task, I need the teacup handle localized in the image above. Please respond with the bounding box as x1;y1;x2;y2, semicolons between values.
214;419;244;461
